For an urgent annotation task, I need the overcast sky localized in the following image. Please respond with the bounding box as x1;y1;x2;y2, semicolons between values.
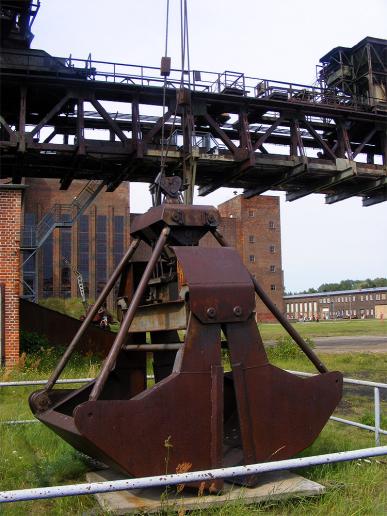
32;0;387;292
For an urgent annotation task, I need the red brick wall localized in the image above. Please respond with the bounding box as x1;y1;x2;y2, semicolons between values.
201;195;284;322
0;186;24;366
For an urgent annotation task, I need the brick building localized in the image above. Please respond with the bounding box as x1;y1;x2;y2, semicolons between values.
22;178;130;309
22;181;284;321
201;194;284;320
0;180;284;365
284;287;387;320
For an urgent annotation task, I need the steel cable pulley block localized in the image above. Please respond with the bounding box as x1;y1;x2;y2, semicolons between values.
29;202;342;491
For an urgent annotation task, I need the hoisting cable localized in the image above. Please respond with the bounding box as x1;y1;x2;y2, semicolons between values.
154;0;171;205
153;0;192;205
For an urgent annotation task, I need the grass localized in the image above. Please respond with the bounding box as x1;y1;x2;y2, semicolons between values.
38;297;88;320
0;342;386;514
259;318;387;340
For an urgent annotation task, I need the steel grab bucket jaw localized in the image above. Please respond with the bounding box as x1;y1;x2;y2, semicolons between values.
29;227;342;489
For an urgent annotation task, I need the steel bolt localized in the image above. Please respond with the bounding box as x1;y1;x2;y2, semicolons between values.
172;211;180;222
206;307;217;319
233;306;242;317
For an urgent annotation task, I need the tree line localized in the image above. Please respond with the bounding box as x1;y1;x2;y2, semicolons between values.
286;277;387;296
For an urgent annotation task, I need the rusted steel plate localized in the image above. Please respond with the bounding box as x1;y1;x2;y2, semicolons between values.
173;246;255;323
129;300;186;332
74;315;224;490
225;319;343;465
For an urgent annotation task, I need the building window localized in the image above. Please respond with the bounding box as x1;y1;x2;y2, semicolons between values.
382;294;386;300
248;235;255;243
270;265;276;272
360;295;363;302
113;215;124;268
271;284;276;291
96;215;107;294
269;245;275;254
376;294;380;300
369;294;373;301
78;215;89;296
42;233;53;297
249;254;256;263
248;210;255;217
366;295;369;301
60;213;71;298
269;220;275;229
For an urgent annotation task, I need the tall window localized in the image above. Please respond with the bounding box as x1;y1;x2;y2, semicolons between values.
269;245;275;253
42;233;53;297
248;210;254;217
96;215;107;294
269;220;275;229
113;216;124;268
271;284;276;291
249;254;256;263
270;265;276;272
78;215;89;296
60;214;71;297
248;235;255;243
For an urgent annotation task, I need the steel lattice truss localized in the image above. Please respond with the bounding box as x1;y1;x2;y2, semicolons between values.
0;49;386;205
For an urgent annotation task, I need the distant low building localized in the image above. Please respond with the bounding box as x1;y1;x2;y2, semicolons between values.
284;287;387;320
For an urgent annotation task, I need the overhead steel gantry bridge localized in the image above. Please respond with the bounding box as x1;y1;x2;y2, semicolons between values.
0;20;386;206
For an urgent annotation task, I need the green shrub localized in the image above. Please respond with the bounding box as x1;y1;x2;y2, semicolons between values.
18;330;100;374
20;330;51;354
267;335;315;361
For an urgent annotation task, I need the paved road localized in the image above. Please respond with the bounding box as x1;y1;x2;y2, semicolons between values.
312;335;387;353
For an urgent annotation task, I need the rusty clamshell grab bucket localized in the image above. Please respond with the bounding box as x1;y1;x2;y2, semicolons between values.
29;204;342;490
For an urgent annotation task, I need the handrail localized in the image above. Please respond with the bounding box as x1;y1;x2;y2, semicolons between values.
1;50;385;109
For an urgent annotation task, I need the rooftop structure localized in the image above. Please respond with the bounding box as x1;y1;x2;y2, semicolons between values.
319;37;386;112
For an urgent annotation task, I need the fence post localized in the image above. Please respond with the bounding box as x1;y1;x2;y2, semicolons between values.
374;387;381;446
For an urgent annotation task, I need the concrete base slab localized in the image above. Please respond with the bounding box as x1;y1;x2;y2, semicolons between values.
86;469;325;514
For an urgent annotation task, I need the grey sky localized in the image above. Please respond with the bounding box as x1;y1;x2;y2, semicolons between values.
32;0;387;292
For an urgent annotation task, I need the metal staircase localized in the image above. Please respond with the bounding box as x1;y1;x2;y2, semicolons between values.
21;180;105;300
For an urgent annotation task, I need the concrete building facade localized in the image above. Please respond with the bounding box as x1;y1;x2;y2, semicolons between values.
284;287;387;320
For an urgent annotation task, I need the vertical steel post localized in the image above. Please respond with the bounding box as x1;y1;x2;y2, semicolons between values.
89;226;170;401
44;237;141;390
374;387;381;446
